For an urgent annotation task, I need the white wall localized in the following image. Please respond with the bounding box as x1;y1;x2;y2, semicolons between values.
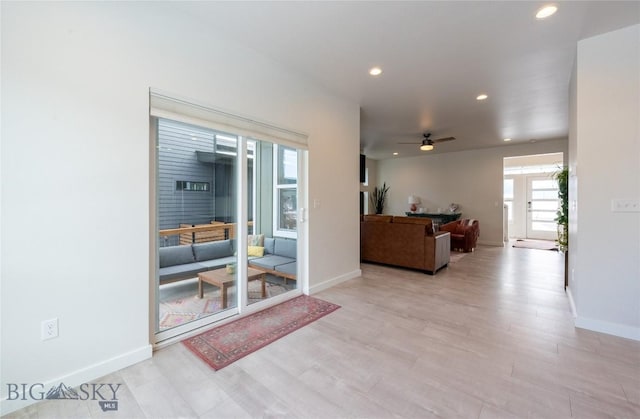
376;139;567;246
571;24;640;340
0;1;360;413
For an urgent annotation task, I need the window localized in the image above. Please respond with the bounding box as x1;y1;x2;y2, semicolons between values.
176;181;210;191
274;145;297;237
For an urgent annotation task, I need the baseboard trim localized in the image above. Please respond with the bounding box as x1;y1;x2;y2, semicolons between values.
575;316;640;342
478;240;505;247
1;344;152;416
310;269;361;294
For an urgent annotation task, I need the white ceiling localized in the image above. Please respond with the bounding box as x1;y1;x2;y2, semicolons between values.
169;1;640;159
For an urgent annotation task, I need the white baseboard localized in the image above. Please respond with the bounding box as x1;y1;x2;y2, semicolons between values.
309;269;361;294
478;240;505;247
575;316;640;342
1;344;152;416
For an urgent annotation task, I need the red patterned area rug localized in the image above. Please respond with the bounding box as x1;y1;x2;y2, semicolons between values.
183;295;340;370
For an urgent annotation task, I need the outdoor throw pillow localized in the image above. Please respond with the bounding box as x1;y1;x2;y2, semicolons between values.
247;246;265;257
248;234;265;246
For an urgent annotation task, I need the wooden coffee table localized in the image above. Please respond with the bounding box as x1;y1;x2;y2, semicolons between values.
197;267;266;309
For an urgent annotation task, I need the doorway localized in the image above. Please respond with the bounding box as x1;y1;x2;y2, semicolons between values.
503;152;563;241
150;92;308;345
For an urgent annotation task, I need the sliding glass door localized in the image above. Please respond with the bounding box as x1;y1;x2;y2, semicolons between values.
245;140;299;306
152;112;303;343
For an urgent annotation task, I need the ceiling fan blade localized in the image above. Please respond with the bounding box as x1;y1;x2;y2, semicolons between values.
432;136;456;143
397;142;421;144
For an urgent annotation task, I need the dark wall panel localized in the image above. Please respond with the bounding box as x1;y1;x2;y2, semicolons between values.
158;120;215;245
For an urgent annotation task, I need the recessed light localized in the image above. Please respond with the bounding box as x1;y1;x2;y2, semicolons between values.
393;152;398;156
536;5;557;19
503;138;512;142
369;67;382;76
476;94;488;101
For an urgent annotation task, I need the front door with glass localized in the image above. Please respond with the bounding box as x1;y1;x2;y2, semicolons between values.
526;175;559;241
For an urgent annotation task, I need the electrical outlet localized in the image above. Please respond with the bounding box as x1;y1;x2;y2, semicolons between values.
41;318;58;341
611;199;640;213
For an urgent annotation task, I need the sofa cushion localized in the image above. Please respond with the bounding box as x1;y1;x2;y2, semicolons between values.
193;240;233;262
159;262;206;281
392;216;432;226
274;238;296;258
363;215;393;223
455;224;468;235
248;234;265;246
263;238;275;255
159;245;195;268
197;256;237;270
250;255;295;270
276;261;296;276
248;246;264;257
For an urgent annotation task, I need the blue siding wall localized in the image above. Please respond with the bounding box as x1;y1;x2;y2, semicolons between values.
158;119;216;246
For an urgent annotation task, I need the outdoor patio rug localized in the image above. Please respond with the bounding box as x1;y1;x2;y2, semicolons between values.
183;295;340;370
159;279;289;331
512;239;559;251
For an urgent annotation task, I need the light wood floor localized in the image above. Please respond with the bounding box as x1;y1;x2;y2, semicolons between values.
7;245;640;418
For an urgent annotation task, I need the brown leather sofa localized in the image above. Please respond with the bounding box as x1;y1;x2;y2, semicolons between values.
440;218;479;252
360;215;451;274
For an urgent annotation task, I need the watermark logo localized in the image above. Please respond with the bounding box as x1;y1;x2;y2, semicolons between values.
7;382;121;412
45;382;79;399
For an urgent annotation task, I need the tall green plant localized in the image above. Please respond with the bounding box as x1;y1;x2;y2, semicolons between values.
554;167;569;251
370;182;390;214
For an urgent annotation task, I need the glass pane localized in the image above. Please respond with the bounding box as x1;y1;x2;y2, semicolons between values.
277;146;297;185
278;188;297;231
156;118;238;332
531;200;558;211
504;164;561;175
532;190;559;200
246;140;298;306
531;179;557;189
532;221;557;232
504;179;514;200
531;211;557;221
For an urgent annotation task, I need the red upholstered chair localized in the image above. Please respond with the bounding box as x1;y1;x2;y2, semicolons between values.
440;219;479;252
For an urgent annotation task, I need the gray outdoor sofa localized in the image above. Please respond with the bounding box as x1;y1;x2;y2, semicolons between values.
248;237;297;282
158;237;296;284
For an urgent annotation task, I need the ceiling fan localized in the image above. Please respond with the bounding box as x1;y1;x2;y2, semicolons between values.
398;133;456;151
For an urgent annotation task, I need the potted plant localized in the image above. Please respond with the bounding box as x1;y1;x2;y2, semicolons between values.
370;182;390;214
554;167;568;252
554;167;569;289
